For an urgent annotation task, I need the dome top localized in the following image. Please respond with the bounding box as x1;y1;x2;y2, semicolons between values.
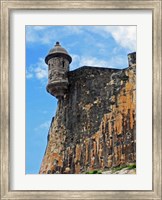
45;42;72;64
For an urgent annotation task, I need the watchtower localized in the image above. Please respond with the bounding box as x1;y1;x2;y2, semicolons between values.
45;42;72;98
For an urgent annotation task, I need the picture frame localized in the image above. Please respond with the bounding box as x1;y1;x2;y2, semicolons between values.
0;0;161;199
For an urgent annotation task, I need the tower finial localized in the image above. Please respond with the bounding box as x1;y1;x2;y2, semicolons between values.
55;41;60;46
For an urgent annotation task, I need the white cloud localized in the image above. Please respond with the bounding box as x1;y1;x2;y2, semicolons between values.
64;26;83;34
109;26;136;51
26;26;57;44
90;26;136;52
27;53;127;82
26;26;136;52
26;57;48;80
39;121;51;129
79;57;110;68
35;67;47;80
26;71;33;79
32;26;48;31
26;26;84;44
35;120;51;132
70;54;128;70
108;55;128;69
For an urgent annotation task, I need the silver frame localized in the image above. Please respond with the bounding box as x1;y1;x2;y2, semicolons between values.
0;0;161;199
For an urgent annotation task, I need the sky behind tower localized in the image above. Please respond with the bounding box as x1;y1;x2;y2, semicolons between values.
26;25;136;174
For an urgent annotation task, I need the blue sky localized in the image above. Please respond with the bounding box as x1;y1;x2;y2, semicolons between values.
26;26;136;174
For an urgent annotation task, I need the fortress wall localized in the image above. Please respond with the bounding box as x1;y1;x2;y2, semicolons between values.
39;53;136;174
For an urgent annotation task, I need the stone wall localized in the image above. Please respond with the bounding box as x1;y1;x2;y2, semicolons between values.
39;53;136;174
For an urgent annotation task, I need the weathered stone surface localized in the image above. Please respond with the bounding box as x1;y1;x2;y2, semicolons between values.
39;53;136;174
46;42;72;98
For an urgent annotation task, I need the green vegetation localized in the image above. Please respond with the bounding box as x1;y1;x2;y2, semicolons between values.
85;163;136;174
111;165;127;173
85;170;102;174
111;163;136;173
127;163;136;170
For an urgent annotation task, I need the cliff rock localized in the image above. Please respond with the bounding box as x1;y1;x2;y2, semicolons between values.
39;52;136;174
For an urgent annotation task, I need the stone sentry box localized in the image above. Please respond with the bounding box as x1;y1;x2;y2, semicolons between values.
45;42;72;99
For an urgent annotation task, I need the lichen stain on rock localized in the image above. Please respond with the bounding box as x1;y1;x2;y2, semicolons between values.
83;103;93;111
75;144;81;162
85;138;89;164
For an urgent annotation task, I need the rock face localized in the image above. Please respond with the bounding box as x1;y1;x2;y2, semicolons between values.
39;52;136;174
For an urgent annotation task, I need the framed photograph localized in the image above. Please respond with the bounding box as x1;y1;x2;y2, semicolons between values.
0;0;161;199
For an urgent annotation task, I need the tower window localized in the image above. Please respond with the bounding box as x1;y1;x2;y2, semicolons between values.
62;60;65;68
49;73;52;80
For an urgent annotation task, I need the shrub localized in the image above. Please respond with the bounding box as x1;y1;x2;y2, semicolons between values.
127;163;136;170
85;170;102;174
